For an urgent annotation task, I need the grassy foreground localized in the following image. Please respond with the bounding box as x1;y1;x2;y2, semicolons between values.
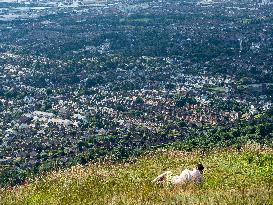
1;144;273;205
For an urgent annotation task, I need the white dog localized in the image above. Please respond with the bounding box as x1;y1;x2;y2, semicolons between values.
152;164;204;185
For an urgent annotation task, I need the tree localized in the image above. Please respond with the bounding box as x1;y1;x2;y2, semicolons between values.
135;96;144;104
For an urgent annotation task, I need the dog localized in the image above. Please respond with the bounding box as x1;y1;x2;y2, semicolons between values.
152;164;204;185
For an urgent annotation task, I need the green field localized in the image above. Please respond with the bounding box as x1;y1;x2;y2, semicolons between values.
206;86;226;93
120;18;152;23
1;144;273;205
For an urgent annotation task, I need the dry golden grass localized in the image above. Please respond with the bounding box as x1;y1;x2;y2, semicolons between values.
1;145;273;205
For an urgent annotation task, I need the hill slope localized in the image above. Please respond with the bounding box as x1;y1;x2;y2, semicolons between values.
1;144;273;205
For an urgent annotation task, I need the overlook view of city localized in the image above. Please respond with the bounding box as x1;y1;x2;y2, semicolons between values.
0;0;273;204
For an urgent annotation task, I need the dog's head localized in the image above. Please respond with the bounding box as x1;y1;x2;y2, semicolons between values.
196;163;204;173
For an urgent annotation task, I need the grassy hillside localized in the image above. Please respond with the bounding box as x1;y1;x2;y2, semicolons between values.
1;144;273;205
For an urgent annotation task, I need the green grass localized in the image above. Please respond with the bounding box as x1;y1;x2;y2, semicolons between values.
206;86;226;93
1;144;273;205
